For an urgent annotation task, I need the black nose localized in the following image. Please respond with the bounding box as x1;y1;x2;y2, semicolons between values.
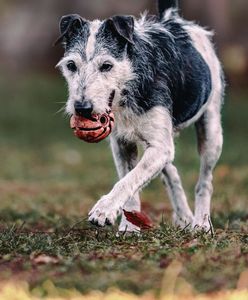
74;100;93;118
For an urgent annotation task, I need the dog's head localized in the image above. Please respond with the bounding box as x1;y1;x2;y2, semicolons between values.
56;14;135;117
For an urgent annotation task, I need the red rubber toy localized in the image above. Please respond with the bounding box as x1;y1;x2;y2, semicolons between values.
70;112;115;143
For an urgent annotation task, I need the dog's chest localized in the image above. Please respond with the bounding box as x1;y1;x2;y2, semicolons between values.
113;110;143;142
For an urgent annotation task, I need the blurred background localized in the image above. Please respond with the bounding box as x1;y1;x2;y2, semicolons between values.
0;0;247;228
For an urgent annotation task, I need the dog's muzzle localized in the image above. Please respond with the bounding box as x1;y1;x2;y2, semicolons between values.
71;91;115;143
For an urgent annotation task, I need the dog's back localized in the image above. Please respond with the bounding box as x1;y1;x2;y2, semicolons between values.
133;6;223;128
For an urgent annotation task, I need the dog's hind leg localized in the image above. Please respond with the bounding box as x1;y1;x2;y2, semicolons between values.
193;100;223;231
110;137;141;232
161;163;194;227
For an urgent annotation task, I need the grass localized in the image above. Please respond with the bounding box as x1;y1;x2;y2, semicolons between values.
0;74;248;298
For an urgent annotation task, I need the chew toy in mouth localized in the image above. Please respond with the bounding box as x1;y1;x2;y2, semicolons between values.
70;112;114;143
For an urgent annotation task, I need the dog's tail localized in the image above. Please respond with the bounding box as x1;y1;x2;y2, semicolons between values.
157;0;179;18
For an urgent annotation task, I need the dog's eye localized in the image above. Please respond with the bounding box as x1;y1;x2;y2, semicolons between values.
100;62;113;72
67;61;77;72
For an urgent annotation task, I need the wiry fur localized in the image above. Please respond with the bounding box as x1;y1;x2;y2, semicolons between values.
56;1;224;232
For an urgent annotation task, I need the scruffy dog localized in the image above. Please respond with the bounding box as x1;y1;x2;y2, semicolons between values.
56;0;224;232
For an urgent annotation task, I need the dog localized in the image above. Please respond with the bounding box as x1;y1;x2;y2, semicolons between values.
55;0;224;232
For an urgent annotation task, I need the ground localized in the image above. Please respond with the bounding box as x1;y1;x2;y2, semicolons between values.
0;75;247;298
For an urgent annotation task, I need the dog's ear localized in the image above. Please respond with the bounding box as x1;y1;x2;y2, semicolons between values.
54;14;86;46
106;15;134;45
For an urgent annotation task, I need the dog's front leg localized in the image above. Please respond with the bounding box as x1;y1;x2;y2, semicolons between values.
110;137;141;232
89;107;174;227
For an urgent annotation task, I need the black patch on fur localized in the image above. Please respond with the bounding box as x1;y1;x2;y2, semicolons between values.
55;14;89;48
107;16;134;44
56;15;90;58
66;25;90;58
94;19;133;59
120;14;212;126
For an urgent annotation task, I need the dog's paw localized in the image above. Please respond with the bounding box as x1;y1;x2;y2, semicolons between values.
88;196;122;227
118;219;140;233
192;214;213;233
172;212;194;229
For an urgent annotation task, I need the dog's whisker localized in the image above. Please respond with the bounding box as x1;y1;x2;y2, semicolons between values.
54;101;67;104
54;104;66;116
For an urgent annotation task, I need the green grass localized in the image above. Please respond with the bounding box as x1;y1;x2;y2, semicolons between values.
0;74;248;296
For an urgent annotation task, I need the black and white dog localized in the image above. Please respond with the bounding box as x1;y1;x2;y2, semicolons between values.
56;0;224;232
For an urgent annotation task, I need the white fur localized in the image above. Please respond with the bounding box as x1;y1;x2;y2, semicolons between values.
161;163;194;227
163;8;176;21
134;12;153;45
82;54;135;114
110;137;141;232
85;20;101;60
135;12;173;46
192;93;223;231
56;53;85;115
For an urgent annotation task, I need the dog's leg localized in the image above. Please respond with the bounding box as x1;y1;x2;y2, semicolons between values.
89;107;174;226
193;104;223;231
161;163;194;227
110;137;141;232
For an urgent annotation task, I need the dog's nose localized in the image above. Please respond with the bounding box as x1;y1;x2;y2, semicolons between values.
74;100;93;118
